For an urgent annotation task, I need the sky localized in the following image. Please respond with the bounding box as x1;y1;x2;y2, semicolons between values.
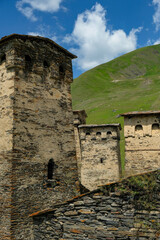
1;0;160;78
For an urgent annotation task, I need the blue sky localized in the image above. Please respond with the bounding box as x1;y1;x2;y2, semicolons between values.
1;0;160;77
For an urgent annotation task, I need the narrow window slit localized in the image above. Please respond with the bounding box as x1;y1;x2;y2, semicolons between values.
48;159;54;180
44;60;50;68
0;54;6;64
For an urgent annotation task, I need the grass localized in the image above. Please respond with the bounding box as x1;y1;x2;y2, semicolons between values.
71;44;160;168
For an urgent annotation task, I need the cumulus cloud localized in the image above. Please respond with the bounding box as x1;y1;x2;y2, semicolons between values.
152;0;160;31
64;3;141;71
154;38;160;44
16;0;63;21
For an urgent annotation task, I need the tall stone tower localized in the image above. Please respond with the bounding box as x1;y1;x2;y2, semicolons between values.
0;34;79;240
74;123;121;191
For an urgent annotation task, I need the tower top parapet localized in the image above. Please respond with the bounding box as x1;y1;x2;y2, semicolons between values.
0;33;77;59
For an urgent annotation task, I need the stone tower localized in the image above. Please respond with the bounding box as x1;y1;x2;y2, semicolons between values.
0;34;79;240
75;123;121;190
121;111;160;176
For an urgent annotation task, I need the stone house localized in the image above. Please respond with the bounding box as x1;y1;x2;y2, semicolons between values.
121;111;160;177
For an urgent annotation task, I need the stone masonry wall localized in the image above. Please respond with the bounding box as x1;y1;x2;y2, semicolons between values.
124;114;160;177
0;42;15;240
0;35;79;240
79;124;121;191
73;110;87;180
33;170;160;240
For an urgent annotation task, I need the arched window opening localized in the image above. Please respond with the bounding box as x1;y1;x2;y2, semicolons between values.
135;125;143;131
43;60;50;68
152;123;159;130
107;131;112;135
48;159;54;180
96;132;101;136
0;54;6;64
86;132;90;136
152;123;159;135
135;124;143;136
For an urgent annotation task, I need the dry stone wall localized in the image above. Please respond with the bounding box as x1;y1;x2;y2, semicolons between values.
123;114;160;176
33;170;160;240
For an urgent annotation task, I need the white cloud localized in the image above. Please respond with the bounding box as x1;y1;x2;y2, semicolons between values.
28;31;58;42
28;24;58;42
64;3;141;71
152;0;160;31
154;38;160;44
16;0;63;21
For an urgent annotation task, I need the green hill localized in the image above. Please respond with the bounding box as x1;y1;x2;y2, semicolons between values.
71;44;160;168
72;44;160;124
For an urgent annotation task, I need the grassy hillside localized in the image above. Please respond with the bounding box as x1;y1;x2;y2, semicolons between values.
71;44;160;168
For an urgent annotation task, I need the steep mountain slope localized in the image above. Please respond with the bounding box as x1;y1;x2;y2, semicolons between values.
72;44;160;126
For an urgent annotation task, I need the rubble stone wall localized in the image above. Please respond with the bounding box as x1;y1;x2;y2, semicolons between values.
33;170;160;240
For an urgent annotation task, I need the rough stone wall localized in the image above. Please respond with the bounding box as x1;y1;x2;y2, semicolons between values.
33;170;160;240
0;36;79;240
73;110;87;180
0;42;15;240
79;124;121;191
124;114;160;177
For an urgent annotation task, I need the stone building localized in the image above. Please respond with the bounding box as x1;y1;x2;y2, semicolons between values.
0;34;79;240
121;111;160;177
74;122;121;191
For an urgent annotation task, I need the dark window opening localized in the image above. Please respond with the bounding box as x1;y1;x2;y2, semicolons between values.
25;55;33;70
25;55;32;62
59;64;65;73
86;132;90;136
43;60;50;68
0;54;6;64
107;131;112;135
48;159;55;180
96;132;101;136
100;158;104;163
152;123;159;130
135;125;143;131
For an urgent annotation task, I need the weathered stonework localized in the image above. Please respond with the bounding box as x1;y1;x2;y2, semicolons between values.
78;124;121;191
0;34;79;240
122;111;160;177
73;110;87;180
32;170;160;240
